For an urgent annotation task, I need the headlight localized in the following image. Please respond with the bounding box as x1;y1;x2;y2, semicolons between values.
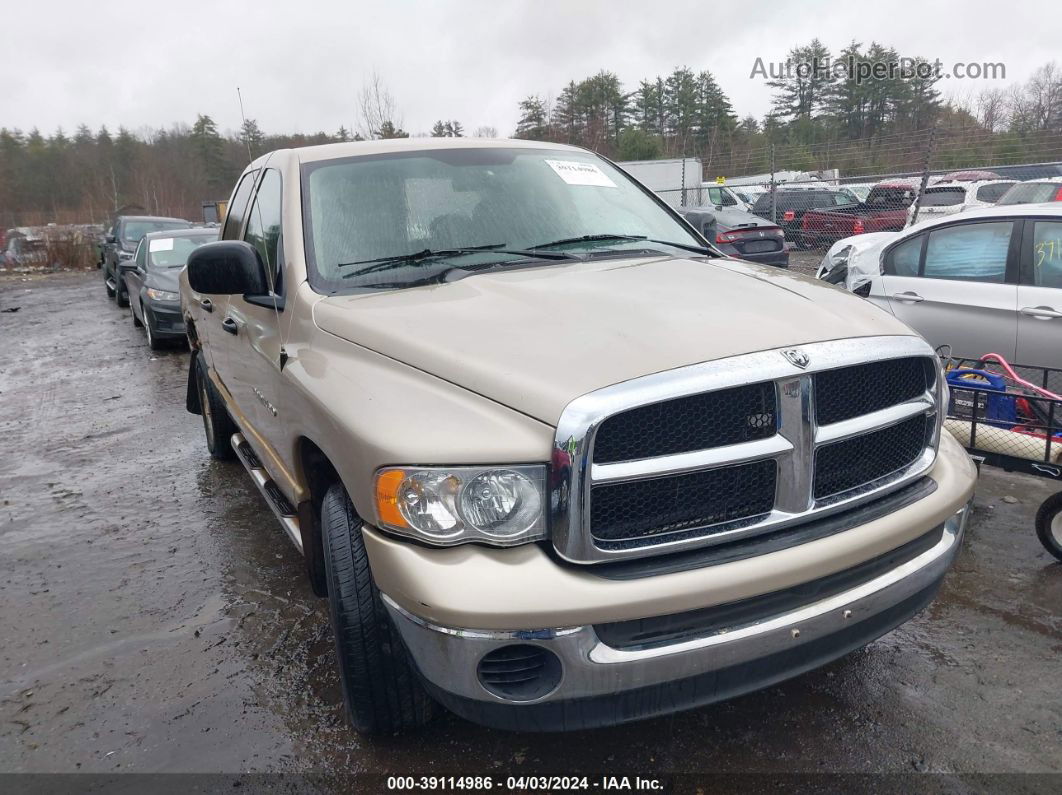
374;465;547;546
146;288;179;301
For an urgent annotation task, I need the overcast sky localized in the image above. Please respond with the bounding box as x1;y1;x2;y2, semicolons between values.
2;0;1057;139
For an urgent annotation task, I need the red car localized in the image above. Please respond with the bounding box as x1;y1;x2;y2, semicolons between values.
799;181;918;249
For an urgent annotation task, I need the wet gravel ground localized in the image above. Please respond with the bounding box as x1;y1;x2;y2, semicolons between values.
1;272;1060;781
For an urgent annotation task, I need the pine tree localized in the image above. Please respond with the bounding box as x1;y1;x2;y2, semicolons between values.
191;114;229;191
515;97;549;139
375;120;409;139
239;118;265;155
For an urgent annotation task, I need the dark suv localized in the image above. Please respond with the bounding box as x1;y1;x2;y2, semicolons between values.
751;189;854;243
103;216;191;306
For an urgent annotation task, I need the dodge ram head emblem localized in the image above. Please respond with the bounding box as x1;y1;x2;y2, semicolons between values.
782;348;810;369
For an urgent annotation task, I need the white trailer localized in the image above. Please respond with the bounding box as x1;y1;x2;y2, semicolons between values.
616;158;703;208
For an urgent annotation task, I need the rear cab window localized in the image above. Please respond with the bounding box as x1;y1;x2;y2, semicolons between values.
223;170;260;240
243;169;284;293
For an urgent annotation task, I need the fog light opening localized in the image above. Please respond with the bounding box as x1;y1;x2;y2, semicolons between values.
476;644;562;702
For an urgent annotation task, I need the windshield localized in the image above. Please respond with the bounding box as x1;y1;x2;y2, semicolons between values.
921;187;966;207
122;220;191;243
997;182;1062;205
147;233;217;269
975;183;1015;202
302;147;704;291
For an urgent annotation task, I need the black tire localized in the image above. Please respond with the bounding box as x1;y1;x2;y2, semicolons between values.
321;483;435;735
195;355;236;460
130;298;143;328
145;314;164;351
115;279;129;308
1034;491;1062;562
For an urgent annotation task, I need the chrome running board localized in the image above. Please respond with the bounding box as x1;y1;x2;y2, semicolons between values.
232;432;303;553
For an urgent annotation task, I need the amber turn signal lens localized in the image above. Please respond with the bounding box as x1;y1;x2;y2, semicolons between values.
375;469;409;529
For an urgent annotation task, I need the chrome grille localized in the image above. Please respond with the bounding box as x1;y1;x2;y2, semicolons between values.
590;459;777;548
550;336;942;564
592;382;776;464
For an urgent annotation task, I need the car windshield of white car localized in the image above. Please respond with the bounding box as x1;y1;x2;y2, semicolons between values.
301;148;706;292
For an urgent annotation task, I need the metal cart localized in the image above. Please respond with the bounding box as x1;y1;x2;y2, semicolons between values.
943;355;1062;561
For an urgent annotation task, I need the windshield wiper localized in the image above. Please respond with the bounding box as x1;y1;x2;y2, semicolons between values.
340;244;575;280
529;233;644;250
338;243;509;276
529;233;717;257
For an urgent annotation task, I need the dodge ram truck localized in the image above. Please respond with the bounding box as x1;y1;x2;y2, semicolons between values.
179;138;977;734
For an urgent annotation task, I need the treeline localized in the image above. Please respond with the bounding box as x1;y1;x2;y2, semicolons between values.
3;44;1062;227
0;115;357;228
513;44;1062;178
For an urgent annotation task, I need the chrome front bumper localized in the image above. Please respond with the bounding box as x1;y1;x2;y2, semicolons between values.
383;503;970;729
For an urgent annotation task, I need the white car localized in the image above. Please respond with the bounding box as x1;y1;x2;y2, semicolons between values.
816;203;1062;366
905;180;1016;226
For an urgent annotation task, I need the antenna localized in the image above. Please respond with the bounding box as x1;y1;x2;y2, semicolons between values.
237;86;253;163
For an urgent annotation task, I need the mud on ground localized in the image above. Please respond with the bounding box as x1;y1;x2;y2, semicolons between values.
0;273;1059;778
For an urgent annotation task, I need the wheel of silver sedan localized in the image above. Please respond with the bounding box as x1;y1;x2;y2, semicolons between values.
1035;492;1062;562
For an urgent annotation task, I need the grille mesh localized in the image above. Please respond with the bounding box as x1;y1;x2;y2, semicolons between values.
590;459;777;547
592;382;776;464
814;415;930;500
814;357;933;426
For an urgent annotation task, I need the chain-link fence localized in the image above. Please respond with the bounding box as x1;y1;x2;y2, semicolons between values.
636;126;1062;252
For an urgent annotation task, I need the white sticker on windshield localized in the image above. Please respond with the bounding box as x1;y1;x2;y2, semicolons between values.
545;159;616;188
149;238;175;252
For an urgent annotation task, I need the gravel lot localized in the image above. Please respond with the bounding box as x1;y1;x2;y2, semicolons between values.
1;272;1059;783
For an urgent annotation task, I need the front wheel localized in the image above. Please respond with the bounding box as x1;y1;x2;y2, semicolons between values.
195;355;235;460
115;280;129;308
1035;491;1062;562
145;314;164;351
321;483;435;735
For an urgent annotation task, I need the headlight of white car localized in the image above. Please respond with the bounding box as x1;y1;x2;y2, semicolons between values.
374;465;547;546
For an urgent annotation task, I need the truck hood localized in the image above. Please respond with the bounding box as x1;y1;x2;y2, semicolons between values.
314;255;915;424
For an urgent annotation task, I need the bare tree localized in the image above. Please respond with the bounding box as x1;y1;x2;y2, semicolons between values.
357;71;404;140
976;87;1008;132
1009;62;1062;132
473;125;499;138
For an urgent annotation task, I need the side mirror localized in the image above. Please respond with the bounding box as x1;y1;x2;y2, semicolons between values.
117;260;137;273
187;241;268;296
106;234;117;244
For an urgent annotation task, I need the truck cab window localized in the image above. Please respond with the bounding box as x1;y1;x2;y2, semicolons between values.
223;170;260;241
243;169;283;292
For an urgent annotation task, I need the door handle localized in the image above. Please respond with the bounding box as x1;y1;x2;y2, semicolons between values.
891;291;925;303
1020;305;1062;320
200;298;213;313
221;317;239;336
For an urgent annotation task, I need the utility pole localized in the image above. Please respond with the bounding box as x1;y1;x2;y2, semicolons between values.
909;126;938;227
769;143;777;224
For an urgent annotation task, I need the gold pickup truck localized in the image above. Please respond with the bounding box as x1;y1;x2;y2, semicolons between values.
179;138;977;734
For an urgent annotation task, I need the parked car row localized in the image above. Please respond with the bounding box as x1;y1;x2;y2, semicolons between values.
791;171;1062;250
816;203;1062;368
100;214;217;349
